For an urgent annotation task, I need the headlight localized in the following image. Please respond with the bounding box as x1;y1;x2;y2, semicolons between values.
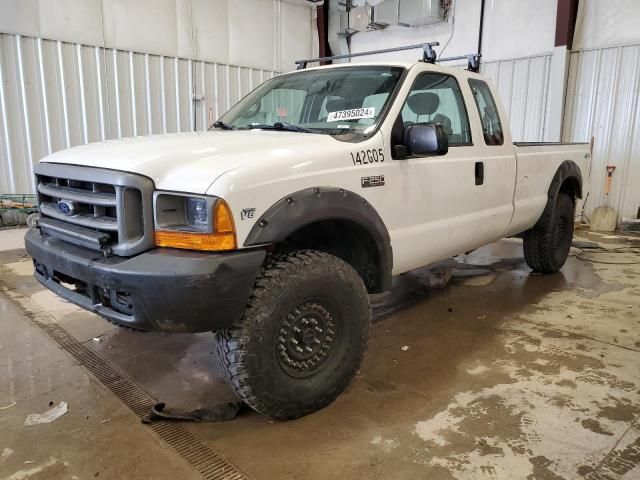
186;197;208;229
153;192;236;251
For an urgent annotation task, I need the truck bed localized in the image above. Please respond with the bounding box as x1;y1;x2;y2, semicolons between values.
506;142;591;237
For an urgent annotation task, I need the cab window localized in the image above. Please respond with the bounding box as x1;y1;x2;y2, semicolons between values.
399;73;472;147
468;79;504;145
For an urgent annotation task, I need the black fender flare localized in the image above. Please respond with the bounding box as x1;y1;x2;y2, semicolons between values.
533;160;583;230
244;187;393;291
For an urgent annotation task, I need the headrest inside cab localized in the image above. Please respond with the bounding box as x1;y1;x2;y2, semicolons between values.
406;92;440;116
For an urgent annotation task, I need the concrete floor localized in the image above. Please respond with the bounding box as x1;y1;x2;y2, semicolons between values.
1;227;639;479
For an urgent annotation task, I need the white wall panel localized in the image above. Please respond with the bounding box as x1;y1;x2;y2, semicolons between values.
564;44;640;222
38;0;104;47
280;2;317;73
574;0;640;51
0;35;33;193
0;33;278;194
0;0;317;72
481;54;551;142
481;0;556;61
228;0;277;71
103;0;180;58
190;0;229;63
0;0;41;38
0;0;104;45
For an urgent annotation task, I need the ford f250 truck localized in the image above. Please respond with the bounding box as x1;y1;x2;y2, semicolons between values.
25;44;590;419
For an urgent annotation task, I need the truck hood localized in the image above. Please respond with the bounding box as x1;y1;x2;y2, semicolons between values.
41;131;342;194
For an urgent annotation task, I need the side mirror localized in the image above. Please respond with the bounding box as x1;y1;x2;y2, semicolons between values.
403;124;448;157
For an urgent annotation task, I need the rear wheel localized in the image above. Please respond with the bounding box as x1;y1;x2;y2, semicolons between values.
523;192;575;273
215;250;371;419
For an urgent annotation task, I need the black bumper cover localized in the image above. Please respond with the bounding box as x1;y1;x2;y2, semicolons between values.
25;229;265;332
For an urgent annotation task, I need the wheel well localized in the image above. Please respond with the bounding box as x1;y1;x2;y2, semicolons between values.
280;219;384;293
559;176;582;204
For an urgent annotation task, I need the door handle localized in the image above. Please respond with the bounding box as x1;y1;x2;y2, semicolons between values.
475;162;484;186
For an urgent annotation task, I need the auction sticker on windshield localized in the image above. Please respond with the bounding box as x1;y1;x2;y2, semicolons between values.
327;107;375;122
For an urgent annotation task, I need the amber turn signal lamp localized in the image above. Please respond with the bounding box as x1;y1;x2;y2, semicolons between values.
155;200;237;251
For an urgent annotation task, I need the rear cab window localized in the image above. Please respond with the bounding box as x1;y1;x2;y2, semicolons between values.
468;79;504;146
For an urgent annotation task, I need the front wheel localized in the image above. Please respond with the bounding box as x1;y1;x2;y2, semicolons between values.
215;250;371;419
523;192;575;274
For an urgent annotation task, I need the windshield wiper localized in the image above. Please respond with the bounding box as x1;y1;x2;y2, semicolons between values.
274;122;316;133
209;120;233;131
322;128;353;135
248;122;317;133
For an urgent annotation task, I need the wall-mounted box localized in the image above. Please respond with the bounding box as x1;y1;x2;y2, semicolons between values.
398;0;443;26
374;0;399;25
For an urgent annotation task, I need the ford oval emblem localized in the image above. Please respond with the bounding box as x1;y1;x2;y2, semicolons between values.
57;199;78;216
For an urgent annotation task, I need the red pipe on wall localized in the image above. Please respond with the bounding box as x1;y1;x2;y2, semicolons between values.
555;0;580;48
316;2;331;64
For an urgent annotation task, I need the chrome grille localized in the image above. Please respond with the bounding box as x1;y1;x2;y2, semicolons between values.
34;163;155;256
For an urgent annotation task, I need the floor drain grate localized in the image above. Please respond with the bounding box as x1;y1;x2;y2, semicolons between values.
3;286;248;480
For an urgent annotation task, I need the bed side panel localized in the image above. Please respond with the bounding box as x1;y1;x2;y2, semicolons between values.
507;144;589;236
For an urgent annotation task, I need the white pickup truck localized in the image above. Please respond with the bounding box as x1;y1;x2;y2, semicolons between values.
25;46;590;419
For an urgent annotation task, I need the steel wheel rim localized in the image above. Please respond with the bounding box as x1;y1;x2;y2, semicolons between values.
276;301;337;379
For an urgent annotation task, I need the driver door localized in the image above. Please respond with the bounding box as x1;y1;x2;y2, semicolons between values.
380;69;515;273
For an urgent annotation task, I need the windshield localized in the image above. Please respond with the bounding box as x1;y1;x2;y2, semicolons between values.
218;66;404;135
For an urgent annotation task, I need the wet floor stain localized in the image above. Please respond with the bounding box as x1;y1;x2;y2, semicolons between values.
581;418;614;436
407;320;640;479
595;435;640;479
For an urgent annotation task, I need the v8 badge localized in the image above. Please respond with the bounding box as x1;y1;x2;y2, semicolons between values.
241;208;256;220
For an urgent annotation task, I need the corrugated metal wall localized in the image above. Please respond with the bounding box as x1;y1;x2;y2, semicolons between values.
481;53;552;142
4;32;638;222
0;42;556;194
0;33;278;194
564;43;640;221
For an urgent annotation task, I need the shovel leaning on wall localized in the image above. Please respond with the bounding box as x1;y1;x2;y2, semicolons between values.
591;164;617;232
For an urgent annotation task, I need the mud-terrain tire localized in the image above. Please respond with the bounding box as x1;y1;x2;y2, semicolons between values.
215;250;371;419
523;192;575;274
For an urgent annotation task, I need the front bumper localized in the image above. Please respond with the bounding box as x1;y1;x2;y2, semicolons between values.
25;229;266;332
